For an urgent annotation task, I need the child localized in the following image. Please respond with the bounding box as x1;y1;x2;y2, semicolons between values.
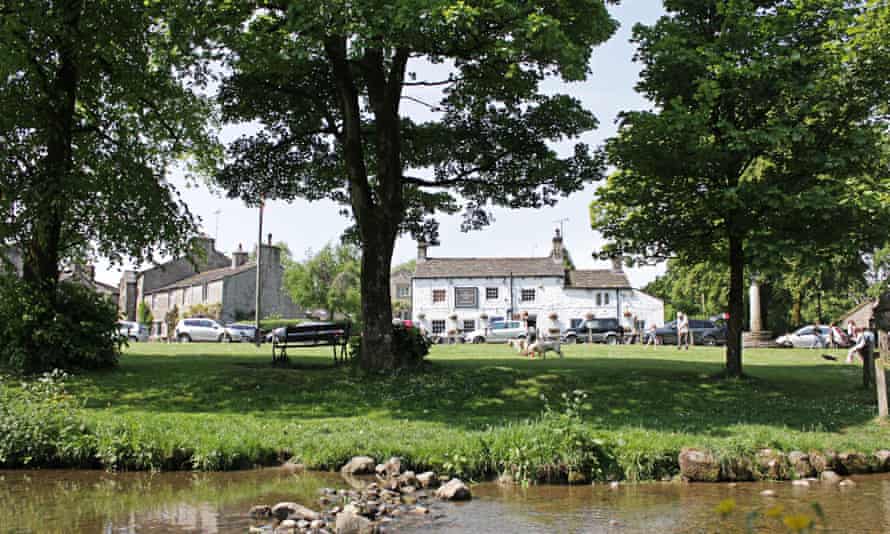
677;312;690;350
645;323;659;348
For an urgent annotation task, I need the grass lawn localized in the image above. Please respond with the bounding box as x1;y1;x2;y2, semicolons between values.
40;341;889;480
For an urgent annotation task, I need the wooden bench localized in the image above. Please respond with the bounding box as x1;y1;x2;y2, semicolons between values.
271;322;351;364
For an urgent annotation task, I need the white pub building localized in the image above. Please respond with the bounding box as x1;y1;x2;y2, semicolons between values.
411;231;664;336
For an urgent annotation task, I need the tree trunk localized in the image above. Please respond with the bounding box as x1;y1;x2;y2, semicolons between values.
726;234;745;377
359;232;397;370
791;292;802;327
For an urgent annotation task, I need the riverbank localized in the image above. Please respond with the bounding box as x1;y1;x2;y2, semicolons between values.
1;344;888;482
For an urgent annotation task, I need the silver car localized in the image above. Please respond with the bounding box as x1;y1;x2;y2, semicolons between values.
117;321;149;342
465;320;526;343
175;318;226;342
224;323;257;342
775;325;831;348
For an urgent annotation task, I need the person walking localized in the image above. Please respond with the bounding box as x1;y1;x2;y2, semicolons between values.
810;322;824;349
828;323;844;349
677;312;690;350
645;323;659;348
847;327;875;364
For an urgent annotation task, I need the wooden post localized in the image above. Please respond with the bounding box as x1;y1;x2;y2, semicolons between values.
877;330;889;420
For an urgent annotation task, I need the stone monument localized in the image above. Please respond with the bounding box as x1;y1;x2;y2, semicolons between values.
743;278;776;348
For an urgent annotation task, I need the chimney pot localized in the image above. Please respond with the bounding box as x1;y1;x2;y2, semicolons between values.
267;233;272;246
611;257;624;273
417;242;429;262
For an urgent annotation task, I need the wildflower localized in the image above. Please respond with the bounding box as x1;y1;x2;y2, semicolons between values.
782;513;813;531
714;498;736;517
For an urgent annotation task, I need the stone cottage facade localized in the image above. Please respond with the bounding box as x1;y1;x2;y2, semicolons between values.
390;268;413;320
410;232;664;336
119;236;300;337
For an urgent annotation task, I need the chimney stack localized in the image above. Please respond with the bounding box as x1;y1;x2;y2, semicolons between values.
267;233;272;246
550;228;564;262
232;243;249;268
611;256;624;273
417;241;429;262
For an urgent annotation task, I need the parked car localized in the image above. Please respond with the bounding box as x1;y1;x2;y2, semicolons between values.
464;320;526;344
175;318;226;342
224;323;257;343
775;325;843;348
117;320;149;342
655;319;727;346
563;318;624;344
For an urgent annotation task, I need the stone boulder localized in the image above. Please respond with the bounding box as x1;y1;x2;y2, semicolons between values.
248;505;272;519
382;457;403;478
809;450;837;474
271;502;319;521
335;504;375;534
720;457;755;482
875;450;890;472
416;471;438;488
678;448;720;482
821;470;842;484
837;452;870;475
755;449;789;480
788;451;815;478
435;478;472;501
341;456;377;475
399;470;419;487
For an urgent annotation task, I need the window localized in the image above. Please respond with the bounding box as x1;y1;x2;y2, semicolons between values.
431;320;446;334
396;286;410;298
596;293;602;306
432;289;446;303
604;292;610;305
521;289;535;302
454;287;478;308
486;287;499;300
462;319;475;332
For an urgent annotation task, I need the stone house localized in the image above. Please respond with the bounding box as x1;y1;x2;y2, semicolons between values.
410;231;664;336
390;268;413;320
60;264;119;301
119;235;300;338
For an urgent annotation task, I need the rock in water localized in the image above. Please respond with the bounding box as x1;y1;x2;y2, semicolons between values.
821;470;842;484
271;502;319;521
760;489;776;497
678;448;720;482
248;504;272;519
435;478;472;501
839;478;857;488
875;450;890;472
838;452;870;475
341;456;377;475
417;472;438;488
383;457;403;478
335;506;374;534
399;470;419;487
788;451;815;478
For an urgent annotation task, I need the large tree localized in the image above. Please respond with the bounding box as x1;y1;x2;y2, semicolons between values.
592;0;890;377
0;0;216;363
214;0;618;370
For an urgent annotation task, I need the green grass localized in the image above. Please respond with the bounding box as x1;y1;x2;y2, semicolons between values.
6;342;890;481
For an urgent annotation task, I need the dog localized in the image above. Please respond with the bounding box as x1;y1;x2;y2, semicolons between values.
508;338;528;353
522;339;564;360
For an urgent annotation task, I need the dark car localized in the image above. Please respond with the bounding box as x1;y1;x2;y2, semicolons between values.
564;318;625;344
655;319;726;346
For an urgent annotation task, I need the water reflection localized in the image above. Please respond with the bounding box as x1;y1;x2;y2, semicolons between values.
1;469;890;533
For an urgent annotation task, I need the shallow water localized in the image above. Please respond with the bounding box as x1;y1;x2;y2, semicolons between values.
1;468;889;533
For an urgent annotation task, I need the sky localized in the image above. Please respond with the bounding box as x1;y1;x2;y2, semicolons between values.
96;1;667;289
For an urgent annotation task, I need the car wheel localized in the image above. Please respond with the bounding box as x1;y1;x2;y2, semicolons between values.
474;336;485;344
703;336;717;346
179;334;191;343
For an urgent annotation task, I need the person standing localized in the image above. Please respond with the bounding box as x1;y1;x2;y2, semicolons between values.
645;323;659;348
677;312;690;350
810;322;824;349
847;327;875;364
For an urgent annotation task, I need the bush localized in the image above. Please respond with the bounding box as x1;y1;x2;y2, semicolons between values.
0;370;96;467
0;275;121;373
184;303;222;320
348;323;432;367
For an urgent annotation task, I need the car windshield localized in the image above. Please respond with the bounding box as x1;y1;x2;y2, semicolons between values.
585;320;617;329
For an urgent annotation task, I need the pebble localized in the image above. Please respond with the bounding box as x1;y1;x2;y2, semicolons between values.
610;519;621;527
760;489;776;497
609;481;620;489
310;519;326;529
839;479;856;488
792;479;810;487
412;506;430;515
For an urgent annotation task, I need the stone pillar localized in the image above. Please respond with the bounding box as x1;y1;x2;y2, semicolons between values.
743;277;775;347
749;280;763;333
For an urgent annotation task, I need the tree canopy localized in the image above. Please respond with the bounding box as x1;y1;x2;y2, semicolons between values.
591;0;890;376
284;242;361;322
213;0;620;369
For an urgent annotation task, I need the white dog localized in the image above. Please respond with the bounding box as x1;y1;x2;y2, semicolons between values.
523;339;564;359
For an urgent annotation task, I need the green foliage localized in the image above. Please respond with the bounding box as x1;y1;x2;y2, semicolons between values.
137;301;154;327
592;0;890;375
349;323;432;368
184;303;222;320
257;318;303;331
0;370;95;467
164;305;180;341
284;243;361;320
0;276;120;373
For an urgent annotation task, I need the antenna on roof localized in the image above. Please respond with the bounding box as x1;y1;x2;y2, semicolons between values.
553;218;569;241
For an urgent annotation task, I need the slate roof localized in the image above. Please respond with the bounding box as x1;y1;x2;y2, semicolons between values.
566;269;632;289
413;257;565;279
148;262;256;293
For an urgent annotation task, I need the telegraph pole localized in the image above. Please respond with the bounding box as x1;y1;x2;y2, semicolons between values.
254;196;264;346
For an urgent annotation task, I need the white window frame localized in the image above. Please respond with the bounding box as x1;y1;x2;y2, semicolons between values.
521;289;535;303
462;319;475;332
431;320;446;334
432;289;446;303
485;287;499;300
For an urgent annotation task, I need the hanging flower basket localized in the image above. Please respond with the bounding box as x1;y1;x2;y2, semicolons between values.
479;313;489;320
448;313;458;321
623;310;632;318
548;312;559;320
520;310;529;319
447;329;458;336
417;313;426;320
548;327;561;335
584;312;595;320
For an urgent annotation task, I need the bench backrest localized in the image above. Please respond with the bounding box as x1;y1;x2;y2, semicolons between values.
282;322;350;342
